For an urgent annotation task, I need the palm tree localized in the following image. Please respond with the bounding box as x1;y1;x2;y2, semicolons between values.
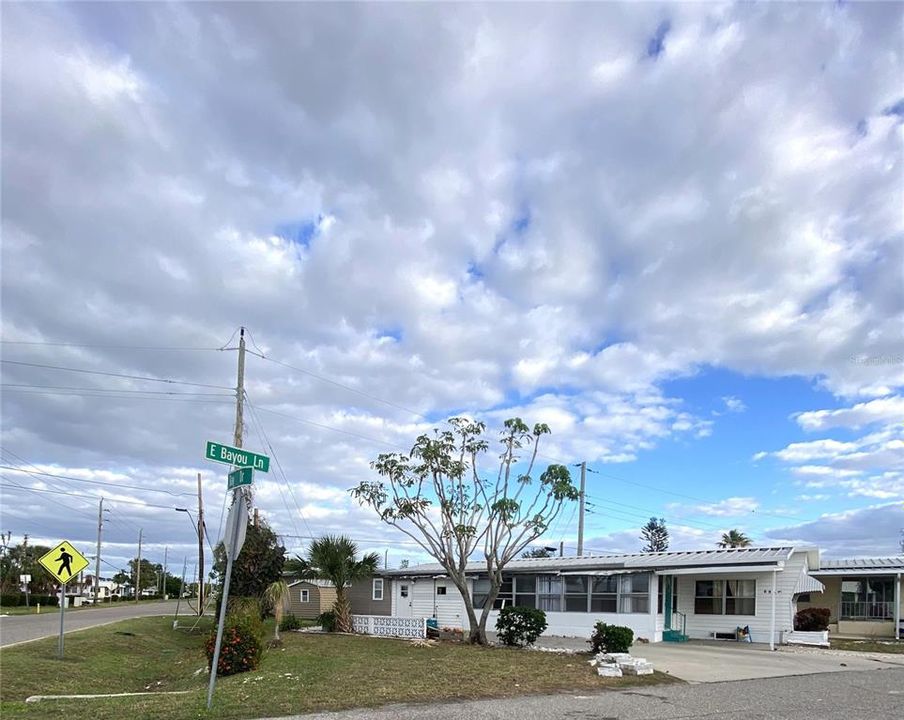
718;529;752;548
264;579;290;643
286;535;379;633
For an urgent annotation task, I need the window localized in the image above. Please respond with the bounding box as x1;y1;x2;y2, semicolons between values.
619;574;650;613
514;575;537;608
841;578;894;619
299;589;310;603
372;578;383;601
472;576;513;609
797;593;811;603
400;584;409;598
726;580;756;616
589;576;616;612
537;575;562;612
695;579;756;615
436;585;447;595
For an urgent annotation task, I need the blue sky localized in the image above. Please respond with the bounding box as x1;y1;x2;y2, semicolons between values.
1;1;902;573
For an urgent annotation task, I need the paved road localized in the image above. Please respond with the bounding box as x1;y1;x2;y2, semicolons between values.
0;600;193;647
264;668;904;720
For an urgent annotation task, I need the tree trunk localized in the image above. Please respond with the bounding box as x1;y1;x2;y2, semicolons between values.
334;588;353;633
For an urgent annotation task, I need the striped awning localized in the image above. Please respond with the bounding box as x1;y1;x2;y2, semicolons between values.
794;568;825;594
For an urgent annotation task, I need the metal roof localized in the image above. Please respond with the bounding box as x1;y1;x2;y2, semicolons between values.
382;546;800;577
812;556;904;575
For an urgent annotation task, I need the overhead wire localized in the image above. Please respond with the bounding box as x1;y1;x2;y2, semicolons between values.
0;359;234;391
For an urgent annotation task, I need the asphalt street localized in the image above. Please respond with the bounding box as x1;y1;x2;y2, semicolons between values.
0;599;191;646
265;668;904;720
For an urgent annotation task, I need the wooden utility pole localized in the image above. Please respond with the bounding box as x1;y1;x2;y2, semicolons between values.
135;528;143;603
22;534;30;608
94;497;104;604
233;327;246;450
577;462;587;557
197;473;205;615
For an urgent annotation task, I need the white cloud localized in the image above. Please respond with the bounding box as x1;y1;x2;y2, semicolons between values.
722;396;747;413
794;395;904;431
670;496;760;518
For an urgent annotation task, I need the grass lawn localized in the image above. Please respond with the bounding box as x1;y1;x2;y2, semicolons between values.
0;617;678;719
830;638;904;654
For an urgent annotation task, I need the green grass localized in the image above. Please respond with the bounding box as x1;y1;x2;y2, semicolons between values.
830;638;904;654
0;617;678;719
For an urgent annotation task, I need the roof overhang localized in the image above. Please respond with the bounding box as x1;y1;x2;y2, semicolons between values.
812;568;904;576
655;562;784;576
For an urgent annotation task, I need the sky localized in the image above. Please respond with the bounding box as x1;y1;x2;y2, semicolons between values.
1;1;902;581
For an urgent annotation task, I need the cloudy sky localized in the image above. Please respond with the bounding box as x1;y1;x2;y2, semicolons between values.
1;1;902;581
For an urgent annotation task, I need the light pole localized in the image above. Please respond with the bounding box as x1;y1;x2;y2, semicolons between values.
176;507;204;615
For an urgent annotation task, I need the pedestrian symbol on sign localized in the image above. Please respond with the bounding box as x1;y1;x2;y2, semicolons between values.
55;547;74;579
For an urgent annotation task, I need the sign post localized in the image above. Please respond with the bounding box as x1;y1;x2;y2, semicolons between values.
206;492;248;709
38;541;90;659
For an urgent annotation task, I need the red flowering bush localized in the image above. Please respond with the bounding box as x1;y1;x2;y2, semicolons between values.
205;613;264;676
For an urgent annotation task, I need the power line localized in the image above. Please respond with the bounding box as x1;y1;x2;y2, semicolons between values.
2;383;233;396
0;359;234;390
0;340;222;351
247;349;431;420
3;389;234;404
250;405;404;451
244;392;315;539
0;464;196;497
0;483;180;511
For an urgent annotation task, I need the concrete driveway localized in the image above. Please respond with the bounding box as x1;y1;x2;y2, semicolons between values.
635;641;904;682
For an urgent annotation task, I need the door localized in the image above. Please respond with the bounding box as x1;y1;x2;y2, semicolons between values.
664;575;673;629
395;581;413;618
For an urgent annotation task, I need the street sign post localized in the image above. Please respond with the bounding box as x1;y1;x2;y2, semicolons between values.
227;466;253;491
204;441;269;472
206;496;249;709
38;541;90;658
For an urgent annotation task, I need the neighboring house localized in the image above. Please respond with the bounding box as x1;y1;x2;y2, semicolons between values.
348;576;393;616
799;557;903;639
285;579;337;619
80;577;117;601
382;546;823;647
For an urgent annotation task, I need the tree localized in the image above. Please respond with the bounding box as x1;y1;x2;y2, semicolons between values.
285;535;379;633
213;520;286;610
351;417;578;644
718;529;752;548
522;546;553;558
640;517;669;552
126;558;160;595
264;579;290;643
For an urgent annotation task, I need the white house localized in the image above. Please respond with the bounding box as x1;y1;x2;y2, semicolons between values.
382;546;822;648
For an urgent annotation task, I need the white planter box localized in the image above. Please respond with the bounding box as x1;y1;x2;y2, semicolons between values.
784;630;829;647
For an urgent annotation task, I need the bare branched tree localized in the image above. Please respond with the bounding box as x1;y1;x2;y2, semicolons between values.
350;417;578;644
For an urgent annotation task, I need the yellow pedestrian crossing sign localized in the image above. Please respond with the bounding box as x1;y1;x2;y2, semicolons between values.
38;541;90;585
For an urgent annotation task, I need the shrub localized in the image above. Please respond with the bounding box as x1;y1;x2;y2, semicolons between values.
794;607;831;631
0;594;21;607
316;610;337;632
495;606;548;647
589;622;634;654
205;613;264;677
279;614;303;632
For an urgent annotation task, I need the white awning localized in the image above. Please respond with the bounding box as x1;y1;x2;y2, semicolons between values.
559;569;639;577
793;569;825;594
654;563;784;576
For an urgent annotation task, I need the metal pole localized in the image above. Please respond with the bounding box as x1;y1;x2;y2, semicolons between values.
58;582;66;658
207;499;238;710
162;546;168;598
577;461;587;557
173;558;187;628
94;497;104;604
769;569;777;651
136;529;143;603
197;473;205;615
895;572;901;641
23;534;30;608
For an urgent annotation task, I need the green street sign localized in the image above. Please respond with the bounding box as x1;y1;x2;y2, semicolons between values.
205;441;270;473
227;466;253;491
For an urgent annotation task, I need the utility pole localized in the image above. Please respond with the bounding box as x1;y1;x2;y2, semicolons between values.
197;473;205;615
94;497;104;604
135;528;143;603
161;546;168;598
384;549;388;569
234;326;246;450
559;540;564;558
577;461;587;557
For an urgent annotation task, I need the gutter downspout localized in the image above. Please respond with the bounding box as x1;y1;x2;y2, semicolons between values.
769;569;777;651
896;572;901;642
